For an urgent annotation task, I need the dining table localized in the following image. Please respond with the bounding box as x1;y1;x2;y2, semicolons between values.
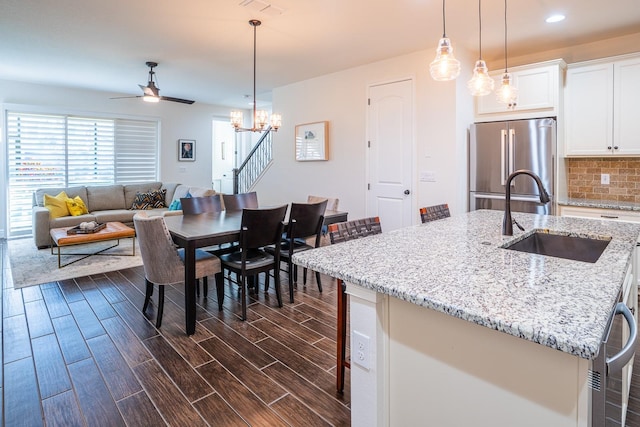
164;208;348;335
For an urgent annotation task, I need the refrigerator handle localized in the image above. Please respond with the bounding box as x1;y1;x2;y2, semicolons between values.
500;129;507;186
509;128;516;186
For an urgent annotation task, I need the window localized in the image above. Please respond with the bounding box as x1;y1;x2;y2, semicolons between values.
6;111;159;236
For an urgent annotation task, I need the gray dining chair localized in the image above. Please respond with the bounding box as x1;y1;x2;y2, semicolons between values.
133;212;223;328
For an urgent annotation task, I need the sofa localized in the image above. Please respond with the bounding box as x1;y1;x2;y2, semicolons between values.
32;182;215;248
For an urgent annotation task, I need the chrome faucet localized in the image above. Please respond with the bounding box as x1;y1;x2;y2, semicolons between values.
503;169;551;236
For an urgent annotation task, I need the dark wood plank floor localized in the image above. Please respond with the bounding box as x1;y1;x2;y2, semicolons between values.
5;238;640;426
1;239;350;426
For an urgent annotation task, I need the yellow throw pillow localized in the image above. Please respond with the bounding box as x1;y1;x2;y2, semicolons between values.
65;196;89;216
43;191;70;219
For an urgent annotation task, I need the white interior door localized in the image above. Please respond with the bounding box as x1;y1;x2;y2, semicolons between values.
367;79;414;231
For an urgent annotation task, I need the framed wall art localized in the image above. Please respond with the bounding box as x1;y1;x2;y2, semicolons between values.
295;121;329;161
178;139;196;161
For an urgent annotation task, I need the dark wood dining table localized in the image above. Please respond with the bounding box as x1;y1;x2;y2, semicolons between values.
164;209;348;335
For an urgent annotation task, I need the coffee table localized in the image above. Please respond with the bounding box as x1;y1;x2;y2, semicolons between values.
50;221;136;268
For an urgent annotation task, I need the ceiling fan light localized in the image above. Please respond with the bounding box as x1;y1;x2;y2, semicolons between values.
496;72;518;105
430;37;461;81
143;94;160;103
467;60;495;96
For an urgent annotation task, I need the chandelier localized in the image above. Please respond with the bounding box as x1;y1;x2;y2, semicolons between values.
231;20;281;133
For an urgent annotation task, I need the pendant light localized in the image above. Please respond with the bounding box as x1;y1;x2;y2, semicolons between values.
496;0;518;106
231;20;281;133
430;0;460;81
467;0;494;96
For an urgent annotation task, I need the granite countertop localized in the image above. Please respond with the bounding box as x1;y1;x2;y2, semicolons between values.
292;210;640;359
559;198;640;211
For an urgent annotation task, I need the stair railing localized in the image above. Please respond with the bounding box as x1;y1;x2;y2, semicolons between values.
232;127;273;194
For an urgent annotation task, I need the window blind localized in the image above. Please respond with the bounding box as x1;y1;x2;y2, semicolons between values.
5;111;159;236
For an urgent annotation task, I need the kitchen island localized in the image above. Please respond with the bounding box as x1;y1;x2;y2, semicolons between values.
292;210;640;426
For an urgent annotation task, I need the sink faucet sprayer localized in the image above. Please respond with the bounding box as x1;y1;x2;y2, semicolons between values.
502;169;551;236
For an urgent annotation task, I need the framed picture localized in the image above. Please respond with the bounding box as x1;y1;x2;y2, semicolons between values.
295;121;329;161
178;139;196;162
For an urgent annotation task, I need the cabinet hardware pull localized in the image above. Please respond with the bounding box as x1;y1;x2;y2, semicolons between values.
614;146;620;150
601;215;619;219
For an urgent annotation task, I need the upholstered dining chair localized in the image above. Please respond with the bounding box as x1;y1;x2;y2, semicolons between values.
222;191;258;211
420;203;450;223
180;195;226;297
328;216;382;394
265;199;327;303
307;195;339;247
133;212;222;328
217;205;288;321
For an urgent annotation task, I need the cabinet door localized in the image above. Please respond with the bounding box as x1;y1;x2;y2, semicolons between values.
614;57;640;155
564;63;613;156
476;66;557;115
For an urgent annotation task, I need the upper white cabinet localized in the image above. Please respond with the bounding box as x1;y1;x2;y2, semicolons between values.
474;59;566;122
564;53;640;156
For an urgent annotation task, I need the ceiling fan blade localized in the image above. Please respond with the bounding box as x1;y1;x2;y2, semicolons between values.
160;96;195;105
110;95;141;100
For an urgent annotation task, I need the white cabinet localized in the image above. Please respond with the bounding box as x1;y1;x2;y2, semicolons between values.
474;59;566;122
564;54;640;156
559;205;640;223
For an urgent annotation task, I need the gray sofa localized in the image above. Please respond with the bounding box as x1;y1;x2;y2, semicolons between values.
32;182;181;248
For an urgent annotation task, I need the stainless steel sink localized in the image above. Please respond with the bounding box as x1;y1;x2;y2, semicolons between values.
503;231;611;263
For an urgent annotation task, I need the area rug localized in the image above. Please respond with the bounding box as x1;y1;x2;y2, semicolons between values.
8;237;142;289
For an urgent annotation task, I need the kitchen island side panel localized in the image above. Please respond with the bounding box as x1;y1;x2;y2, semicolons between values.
387;296;589;426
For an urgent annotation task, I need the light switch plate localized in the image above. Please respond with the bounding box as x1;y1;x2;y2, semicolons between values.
420;171;436;182
601;173;610;185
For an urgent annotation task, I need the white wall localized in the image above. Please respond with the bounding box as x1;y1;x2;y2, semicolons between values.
0;79;231;237
255;47;475;222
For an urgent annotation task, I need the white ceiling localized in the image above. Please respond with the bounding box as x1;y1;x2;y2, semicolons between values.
1;0;640;108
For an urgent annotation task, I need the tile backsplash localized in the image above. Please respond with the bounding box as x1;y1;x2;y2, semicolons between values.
566;158;640;202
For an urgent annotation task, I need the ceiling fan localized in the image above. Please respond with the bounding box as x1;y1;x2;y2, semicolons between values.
112;61;195;105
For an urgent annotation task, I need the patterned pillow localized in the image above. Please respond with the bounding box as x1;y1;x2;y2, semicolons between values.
130;189;167;210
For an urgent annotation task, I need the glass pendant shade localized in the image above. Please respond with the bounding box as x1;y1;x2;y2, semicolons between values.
430;37;461;81
467;60;494;96
496;72;518;105
230;110;243;129
270;113;282;130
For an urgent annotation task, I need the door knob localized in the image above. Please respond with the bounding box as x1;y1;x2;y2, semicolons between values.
404;189;410;195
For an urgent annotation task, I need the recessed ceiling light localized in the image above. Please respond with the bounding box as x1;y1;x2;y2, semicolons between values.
545;14;566;23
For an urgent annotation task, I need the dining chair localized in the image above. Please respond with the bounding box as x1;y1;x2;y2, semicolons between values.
222;191;258;211
180;195;226;297
265;199;328;303
133;212;222;328
180;195;223;214
328;216;382;393
419;203;450;223
307;195;339;247
217;205;288;321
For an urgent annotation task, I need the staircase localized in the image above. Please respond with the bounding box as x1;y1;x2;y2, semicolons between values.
232;127;274;194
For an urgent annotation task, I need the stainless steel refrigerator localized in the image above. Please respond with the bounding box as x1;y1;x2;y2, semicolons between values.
469;118;556;214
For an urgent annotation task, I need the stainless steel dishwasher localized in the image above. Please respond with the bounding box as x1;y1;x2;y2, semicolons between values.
590;297;637;426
